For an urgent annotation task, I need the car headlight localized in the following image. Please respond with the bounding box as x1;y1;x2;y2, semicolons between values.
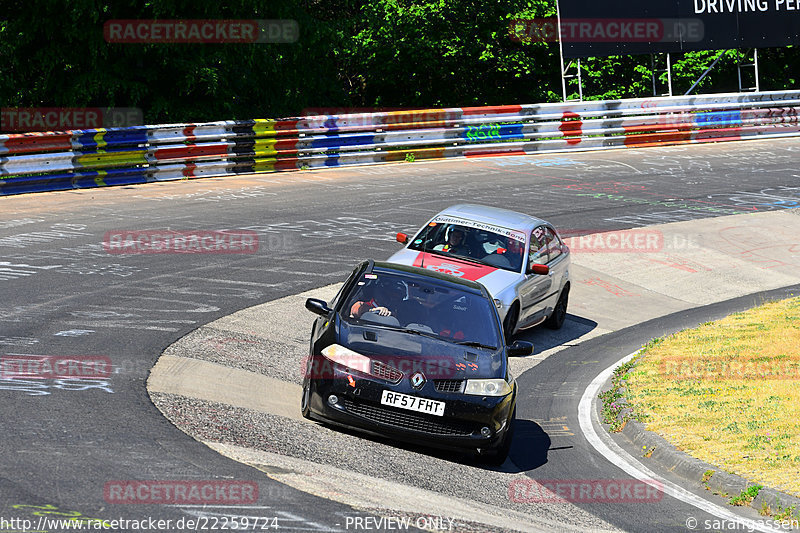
464;379;512;397
321;344;371;374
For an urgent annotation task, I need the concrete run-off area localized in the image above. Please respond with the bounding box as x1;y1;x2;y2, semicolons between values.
148;209;800;532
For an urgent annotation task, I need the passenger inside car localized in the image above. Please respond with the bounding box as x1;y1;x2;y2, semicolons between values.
501;236;525;272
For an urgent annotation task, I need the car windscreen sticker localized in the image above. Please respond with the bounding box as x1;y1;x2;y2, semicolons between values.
364;274;378;279
427;262;466;277
412;253;498;281
431;215;526;242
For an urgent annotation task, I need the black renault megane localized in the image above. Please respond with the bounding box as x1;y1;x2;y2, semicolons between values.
302;260;533;464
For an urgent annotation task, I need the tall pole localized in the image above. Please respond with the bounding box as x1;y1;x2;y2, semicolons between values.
556;0;567;102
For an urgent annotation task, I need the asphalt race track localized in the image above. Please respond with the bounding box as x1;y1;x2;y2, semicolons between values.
1;138;800;532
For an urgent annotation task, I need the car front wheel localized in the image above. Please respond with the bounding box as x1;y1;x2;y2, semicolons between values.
503;303;519;340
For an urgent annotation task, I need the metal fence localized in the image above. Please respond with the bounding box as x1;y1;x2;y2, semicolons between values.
2;90;800;195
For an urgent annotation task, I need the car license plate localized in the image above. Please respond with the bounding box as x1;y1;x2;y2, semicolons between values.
380;390;445;417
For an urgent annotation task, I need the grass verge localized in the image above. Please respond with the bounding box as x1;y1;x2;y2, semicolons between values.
601;296;800;500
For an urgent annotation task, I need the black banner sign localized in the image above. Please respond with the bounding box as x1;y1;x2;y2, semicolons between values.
551;0;800;57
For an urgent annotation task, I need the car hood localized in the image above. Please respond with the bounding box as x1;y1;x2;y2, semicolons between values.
386;249;521;297
337;320;504;380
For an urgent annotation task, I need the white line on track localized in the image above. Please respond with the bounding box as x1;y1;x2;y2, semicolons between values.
579;350;785;533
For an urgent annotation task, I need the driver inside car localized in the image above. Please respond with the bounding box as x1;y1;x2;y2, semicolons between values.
433;226;470;256
349;278;409;321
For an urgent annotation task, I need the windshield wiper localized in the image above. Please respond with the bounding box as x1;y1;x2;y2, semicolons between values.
455;341;498;350
394;327;445;341
384;327;497;349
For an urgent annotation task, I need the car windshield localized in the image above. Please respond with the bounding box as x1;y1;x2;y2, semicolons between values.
407;220;527;273
341;271;500;348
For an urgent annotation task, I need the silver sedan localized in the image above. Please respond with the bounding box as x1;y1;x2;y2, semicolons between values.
388;204;571;338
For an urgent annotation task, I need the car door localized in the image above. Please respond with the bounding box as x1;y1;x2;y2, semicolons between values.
517;226;554;327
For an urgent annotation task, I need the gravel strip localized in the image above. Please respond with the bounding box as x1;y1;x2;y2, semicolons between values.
162;325;307;385
151;391;620;533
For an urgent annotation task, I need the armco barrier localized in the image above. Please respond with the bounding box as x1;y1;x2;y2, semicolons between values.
2;91;800;195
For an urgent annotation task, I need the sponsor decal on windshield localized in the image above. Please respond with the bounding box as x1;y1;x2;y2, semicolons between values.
430;216;526;242
412;253;497;281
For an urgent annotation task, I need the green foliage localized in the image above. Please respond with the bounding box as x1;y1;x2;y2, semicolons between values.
1;0;799;124
729;484;762;506
774;505;798;521
336;0;558;107
598;358;640;432
573;47;800;99
0;0;347;122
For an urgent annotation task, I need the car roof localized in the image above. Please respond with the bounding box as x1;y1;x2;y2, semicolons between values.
369;260;490;297
432;204;549;233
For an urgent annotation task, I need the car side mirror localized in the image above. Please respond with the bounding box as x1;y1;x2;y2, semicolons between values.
305;298;332;316
396;232;409;244
528;263;549;275
507;340;534;356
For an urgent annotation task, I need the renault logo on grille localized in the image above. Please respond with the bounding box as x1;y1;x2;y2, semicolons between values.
410;371;426;389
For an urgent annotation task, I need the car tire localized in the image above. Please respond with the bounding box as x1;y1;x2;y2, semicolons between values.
480;407;515;466
544;284;569;330
503;303;519;340
300;378;312;420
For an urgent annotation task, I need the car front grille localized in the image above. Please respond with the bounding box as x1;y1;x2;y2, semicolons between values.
370;360;403;383
433;379;465;393
342;399;476;437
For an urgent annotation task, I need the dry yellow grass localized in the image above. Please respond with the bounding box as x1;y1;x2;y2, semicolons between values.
625;296;800;497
